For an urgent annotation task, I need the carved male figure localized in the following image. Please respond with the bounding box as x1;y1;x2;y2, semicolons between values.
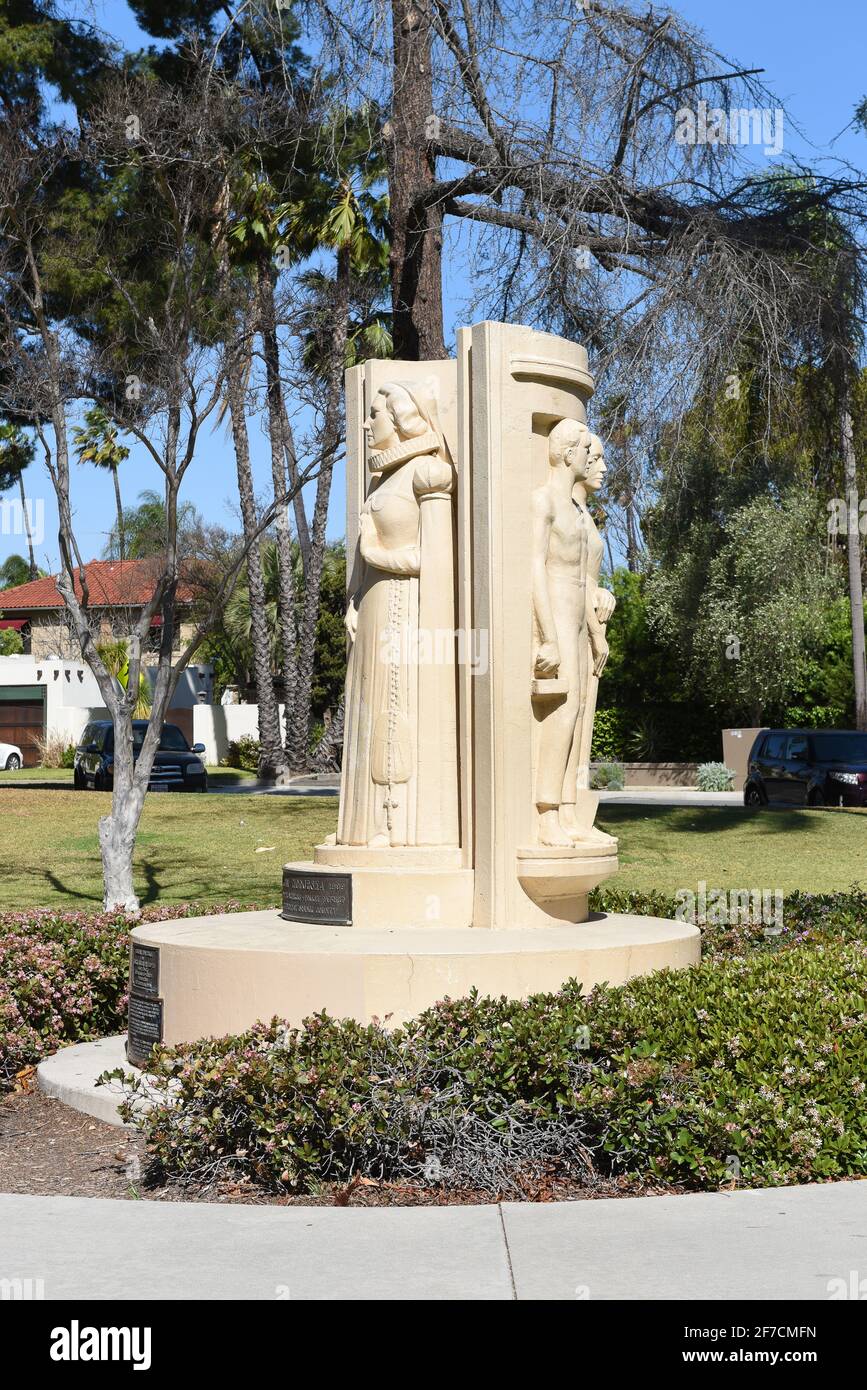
532;419;610;847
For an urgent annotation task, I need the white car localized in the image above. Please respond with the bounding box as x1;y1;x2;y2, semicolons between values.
0;741;23;770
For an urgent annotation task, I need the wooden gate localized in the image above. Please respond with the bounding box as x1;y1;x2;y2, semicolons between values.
0;690;46;767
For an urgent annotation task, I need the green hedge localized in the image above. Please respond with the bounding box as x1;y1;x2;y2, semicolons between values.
222;736;261;772
112;902;867;1196
592;703;720;762
7;891;865;1196
593;884;867;958
590;707;629;761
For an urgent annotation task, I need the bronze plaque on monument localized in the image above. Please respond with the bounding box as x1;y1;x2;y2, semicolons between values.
282;867;352;925
127;994;164;1067
130;942;160;999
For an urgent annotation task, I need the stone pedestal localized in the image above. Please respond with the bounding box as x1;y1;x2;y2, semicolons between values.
130;909;699;1052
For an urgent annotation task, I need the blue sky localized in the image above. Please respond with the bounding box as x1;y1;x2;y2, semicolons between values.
2;0;865;578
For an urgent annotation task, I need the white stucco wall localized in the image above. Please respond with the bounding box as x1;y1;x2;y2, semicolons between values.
193;705;281;766
0;654;213;752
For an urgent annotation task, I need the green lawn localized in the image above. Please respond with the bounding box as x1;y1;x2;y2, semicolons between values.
0;766;257;787
0;793;861;912
597;803;865;897
0;767;75;783
0;788;336;910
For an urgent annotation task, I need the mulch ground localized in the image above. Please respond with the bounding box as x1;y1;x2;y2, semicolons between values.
0;1088;673;1207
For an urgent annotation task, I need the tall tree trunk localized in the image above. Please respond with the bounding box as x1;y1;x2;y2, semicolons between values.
98;706;143;913
625;493;640;573
387;0;446;360
226;326;286;779
112;466;125;562
100;629;184;912
312;693;344;770
18;472;36;579
257;259;301;781
287;247;352;771
842;405;867;730
282;394;312;576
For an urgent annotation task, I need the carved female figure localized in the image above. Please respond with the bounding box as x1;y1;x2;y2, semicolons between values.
338;380;459;848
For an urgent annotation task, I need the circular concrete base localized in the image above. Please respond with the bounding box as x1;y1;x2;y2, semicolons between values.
132;910;701;1048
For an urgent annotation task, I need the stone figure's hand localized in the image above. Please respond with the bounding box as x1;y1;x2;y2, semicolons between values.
595;586;616;624
345;598;358;644
535;641;561;678
591;633;609;677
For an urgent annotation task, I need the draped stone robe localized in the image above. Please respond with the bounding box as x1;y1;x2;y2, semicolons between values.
338;430;460;848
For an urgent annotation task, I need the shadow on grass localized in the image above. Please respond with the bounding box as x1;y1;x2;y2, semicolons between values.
40;868;101;904
597;804;830;835
0;782;71;792
138;859;164;907
0;857;165;909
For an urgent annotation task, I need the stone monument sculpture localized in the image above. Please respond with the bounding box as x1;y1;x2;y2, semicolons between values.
128;323;699;1063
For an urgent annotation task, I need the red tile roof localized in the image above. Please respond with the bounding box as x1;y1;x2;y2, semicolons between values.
0;560;197;612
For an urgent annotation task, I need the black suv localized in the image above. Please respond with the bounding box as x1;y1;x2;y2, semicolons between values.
744;728;867;809
73;720;208;793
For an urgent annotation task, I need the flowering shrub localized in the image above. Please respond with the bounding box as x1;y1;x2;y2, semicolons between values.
8;889;867;1194
114;933;867;1196
0;902;260;1092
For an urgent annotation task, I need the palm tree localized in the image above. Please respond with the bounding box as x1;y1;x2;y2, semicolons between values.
213;101;389;774
223;541;282;679
229;107;390;770
73;407;130;561
0;422;38;579
287;113;390;770
104;490;202;561
0;554;33;589
228;169;306;778
96;639;153;718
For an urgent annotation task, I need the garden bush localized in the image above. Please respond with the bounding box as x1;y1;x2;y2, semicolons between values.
113;920;867;1197
590;760;625;790
696;761;735;791
223;736;261;772
594;884;867;958
0;902;261;1092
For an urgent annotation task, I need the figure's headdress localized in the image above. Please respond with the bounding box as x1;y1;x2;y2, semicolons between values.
367;378;453;475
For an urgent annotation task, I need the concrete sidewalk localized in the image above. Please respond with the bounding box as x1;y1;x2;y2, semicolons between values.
598;789;743;808
2;1181;864;1300
210;774;339;797
216;783;744;807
